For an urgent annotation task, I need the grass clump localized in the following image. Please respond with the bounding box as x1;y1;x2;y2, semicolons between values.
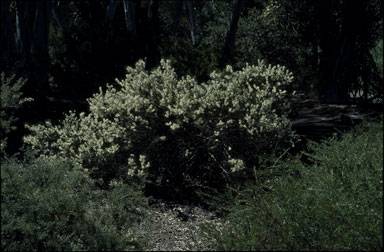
1;155;147;251
204;120;383;251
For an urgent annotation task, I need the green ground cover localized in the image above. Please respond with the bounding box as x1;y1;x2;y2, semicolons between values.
203;120;383;251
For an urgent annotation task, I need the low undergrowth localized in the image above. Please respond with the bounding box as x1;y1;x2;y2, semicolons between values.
1;155;148;251
203;120;383;251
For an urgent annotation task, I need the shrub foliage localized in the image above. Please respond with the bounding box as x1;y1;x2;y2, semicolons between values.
0;73;31;157
204;121;383;251
24;59;295;198
1;156;147;251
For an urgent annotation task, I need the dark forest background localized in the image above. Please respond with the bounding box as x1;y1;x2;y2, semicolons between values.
1;0;383;152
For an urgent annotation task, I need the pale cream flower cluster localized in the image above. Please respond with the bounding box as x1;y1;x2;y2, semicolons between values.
24;59;294;179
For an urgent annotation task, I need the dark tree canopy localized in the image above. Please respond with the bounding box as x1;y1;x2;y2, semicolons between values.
0;0;382;120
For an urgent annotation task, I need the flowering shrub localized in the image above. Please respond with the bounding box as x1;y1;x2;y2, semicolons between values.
24;59;295;197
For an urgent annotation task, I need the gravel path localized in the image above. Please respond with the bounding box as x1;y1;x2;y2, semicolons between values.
132;199;226;251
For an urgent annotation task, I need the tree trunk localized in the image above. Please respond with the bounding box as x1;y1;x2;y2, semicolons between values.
222;0;243;66
312;38;320;79
15;0;37;75
51;0;66;34
317;0;334;103
318;0;365;104
1;0;18;71
171;0;184;34
147;0;159;20
28;0;51;119
328;37;352;104
186;0;196;45
146;0;160;68
123;0;136;41
88;0;103;25
104;0;120;25
326;0;364;104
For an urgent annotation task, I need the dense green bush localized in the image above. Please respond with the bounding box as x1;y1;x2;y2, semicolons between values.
1;155;147;251
0;73;31;157
204;120;383;250
24;59;295;198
